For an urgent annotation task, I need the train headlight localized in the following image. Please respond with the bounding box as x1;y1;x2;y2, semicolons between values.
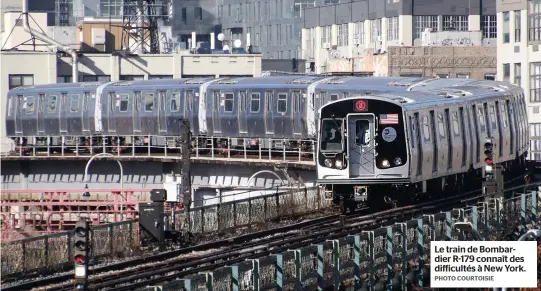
324;159;333;168
335;160;344;170
394;157;402;166
381;159;390;168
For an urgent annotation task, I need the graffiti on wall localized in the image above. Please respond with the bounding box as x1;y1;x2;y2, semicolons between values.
441;38;472;46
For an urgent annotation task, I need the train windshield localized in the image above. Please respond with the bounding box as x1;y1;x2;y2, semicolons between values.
320;118;344;152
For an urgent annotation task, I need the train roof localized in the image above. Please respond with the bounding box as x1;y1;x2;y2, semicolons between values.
316;76;427;92
372;85;515;109
7;81;106;94
102;77;216;89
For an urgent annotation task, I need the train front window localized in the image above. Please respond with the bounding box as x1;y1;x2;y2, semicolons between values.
320;118;343;152
355;120;370;146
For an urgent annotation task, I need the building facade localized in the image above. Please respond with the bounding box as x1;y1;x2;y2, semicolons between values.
216;0;340;59
300;0;498;75
1;0;323;58
496;0;541;159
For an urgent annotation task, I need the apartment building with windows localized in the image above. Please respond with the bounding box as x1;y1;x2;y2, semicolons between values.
216;0;340;59
300;0;498;76
497;0;541;158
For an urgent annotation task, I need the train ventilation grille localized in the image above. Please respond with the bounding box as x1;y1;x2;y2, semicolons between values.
388;81;417;87
217;80;238;84
184;80;208;84
80;82;101;87
112;82;133;86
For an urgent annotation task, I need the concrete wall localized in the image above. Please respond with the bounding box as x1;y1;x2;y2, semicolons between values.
0;160;317;191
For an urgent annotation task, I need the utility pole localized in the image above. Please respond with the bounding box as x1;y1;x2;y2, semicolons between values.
73;218;90;290
178;119;192;232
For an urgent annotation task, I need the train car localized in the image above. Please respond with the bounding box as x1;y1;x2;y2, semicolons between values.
5;82;104;149
97;78;217;148
316;81;529;212
9;76;524;157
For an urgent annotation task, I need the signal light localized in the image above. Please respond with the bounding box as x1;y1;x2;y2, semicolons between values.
74;255;85;264
484;139;494;166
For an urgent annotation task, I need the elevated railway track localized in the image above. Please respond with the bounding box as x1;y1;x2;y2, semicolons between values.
4;174;533;291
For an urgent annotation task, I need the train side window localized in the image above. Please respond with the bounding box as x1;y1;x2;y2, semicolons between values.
26;96;35;113
83;92;90;112
277;93;287;113
145;93;154;111
7;96;13;116
501;103;508;128
109;92;116;111
171;92;180;112
409;115;416;149
459;107;467;166
134;91;141;111
294;91;301;113
330;94;339;101
422;116;430;142
224;93;234;112
477;107;486;132
320;92;327;105
159;91;166;111
119;94;129;112
437;113;445;139
250;93;260;112
239;92;246;112
70;95;80;112
452;111;460;136
489;104;497;129
355;120;370;146
48;95;57;113
184;90;194;111
265;92;273;112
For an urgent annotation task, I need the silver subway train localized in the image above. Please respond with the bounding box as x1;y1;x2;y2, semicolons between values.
5;76;513;155
316;80;529;212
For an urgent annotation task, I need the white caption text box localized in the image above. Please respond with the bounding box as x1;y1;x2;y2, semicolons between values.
430;240;537;288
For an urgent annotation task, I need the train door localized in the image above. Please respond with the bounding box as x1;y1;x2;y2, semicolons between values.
133;91;142;133
292;91;303;136
37;94;46;135
15;95;23;134
107;92;116;133
60;93;68;134
264;91;274;134
212;91;222;134
238;90;248;134
347;114;376;177
82;92;90;134
158;90;167;133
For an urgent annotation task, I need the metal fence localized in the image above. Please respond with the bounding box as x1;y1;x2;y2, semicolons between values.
157;191;540;290
172;186;329;234
0;186;329;277
1;220;140;277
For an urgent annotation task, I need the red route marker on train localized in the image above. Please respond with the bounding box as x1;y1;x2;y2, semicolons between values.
355;100;367;111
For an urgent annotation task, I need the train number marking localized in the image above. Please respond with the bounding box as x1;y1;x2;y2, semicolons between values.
355;100;366;111
382;127;397;143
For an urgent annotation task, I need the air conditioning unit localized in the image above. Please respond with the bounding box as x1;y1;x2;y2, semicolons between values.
322;42;331;49
352;38;360;45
